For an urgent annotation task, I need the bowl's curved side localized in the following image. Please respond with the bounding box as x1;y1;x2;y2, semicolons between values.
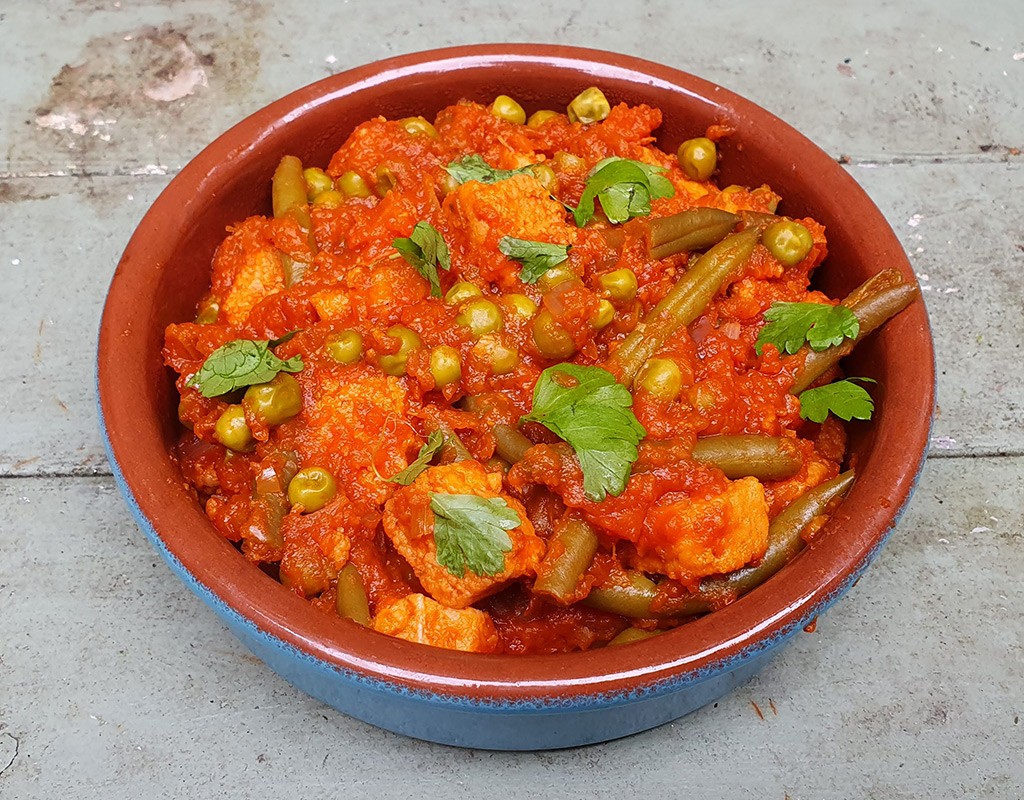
97;43;936;740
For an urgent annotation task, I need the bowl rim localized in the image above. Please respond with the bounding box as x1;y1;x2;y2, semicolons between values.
97;43;936;705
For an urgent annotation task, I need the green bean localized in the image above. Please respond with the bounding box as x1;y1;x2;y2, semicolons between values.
691;435;803;481
607;228;760;385
792;274;919;393
493;423;533;464
648;208;739;260
608;627;663;646
534;518;600;603
584;470;855;618
272;155;311;228
602;208;738;256
584;571;661;617
246;492;287;549
335;563;371;626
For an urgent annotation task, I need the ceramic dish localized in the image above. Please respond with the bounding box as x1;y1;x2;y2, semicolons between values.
97;44;934;750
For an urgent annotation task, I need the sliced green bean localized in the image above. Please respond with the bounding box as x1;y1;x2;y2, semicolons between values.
608;627;663;646
793;276;919;393
648;208;740;260
335;563;371;626
584;571;661;617
691;435;803;481
272;155;311;226
534;518;600;603
494;423;534;464
607;228;760;386
435;423;474;463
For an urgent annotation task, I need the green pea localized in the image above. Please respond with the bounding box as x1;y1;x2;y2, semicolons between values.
532;310;576;360
504;293;538;319
429;345;462;387
527;109;559;128
456;299;503;337
527;163;559;194
592;299;615;330
636;358;682;401
598;268;638;304
303;167;334;199
325;330;363;364
444;281;483;305
312;189;345;208
379;325;421;376
214;405;254;452
400;116;438;138
287;466;337;513
536;264;576;292
567;87;611;124
244;373;302;426
677;137;718;181
478;335;519;375
762;220;814;267
436;170;460;197
337;170;371;198
491;94;526;125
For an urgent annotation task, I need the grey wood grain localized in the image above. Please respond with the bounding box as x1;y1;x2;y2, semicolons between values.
1;457;1020;797
2;0;1022;177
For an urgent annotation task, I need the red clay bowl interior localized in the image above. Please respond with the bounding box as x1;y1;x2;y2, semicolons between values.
98;45;934;700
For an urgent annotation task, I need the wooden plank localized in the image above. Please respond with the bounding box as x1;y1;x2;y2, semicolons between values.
0;456;1020;795
1;0;1022;176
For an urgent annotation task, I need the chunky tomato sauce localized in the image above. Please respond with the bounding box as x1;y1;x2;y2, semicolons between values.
164;91;849;654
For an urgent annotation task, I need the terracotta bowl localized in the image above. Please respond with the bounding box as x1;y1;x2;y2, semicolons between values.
97;44;935;749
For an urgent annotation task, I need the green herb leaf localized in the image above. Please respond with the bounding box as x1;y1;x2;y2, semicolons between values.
755;302;860;356
572;157;675;227
187;340;303;398
497;236;572;284
268;329;302;348
445;155;532;186
392;221;451;298
522;364;646;501
430;493;520;577
387;430;446;485
798;378;876;423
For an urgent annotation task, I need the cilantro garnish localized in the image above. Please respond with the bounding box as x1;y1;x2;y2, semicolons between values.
387;430;446;486
188;339;303;398
498;236;572;284
445;155;532;186
755;302;860;356
392;221;451;298
522;364;646;502
799;378;876;423
572;157;675;227
430;493;520;577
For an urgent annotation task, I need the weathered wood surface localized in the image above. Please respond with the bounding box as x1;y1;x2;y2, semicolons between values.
1;459;1020;797
1;0;1022;795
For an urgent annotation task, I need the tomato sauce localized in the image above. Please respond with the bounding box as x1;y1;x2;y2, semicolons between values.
164;92;846;655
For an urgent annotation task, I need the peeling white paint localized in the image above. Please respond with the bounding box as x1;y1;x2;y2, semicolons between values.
907;213;923;227
930;436;957;449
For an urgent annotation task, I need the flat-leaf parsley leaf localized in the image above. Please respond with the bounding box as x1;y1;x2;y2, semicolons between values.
522;364;646;501
188;339;303;398
798;377;876;423
755;301;860;356
445;155;532;186
393;221;451;298
387;430;446;486
498;236;572;284
572;157;675;227
430;493;520;577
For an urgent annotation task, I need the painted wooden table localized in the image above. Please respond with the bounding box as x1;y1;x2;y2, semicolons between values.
1;1;1021;796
